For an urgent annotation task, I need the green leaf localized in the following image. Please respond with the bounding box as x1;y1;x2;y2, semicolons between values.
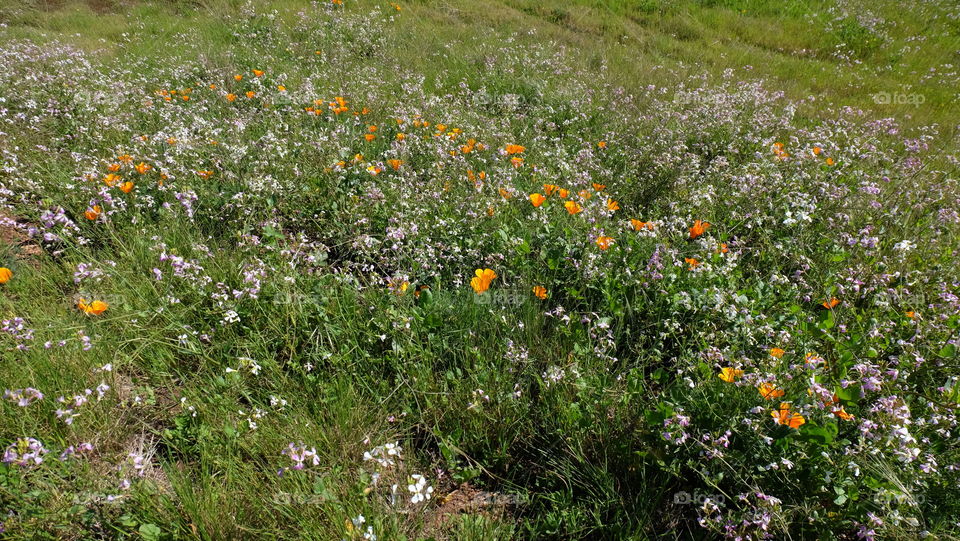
138;524;162;541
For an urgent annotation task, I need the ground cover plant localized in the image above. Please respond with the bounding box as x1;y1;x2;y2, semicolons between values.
1;0;959;538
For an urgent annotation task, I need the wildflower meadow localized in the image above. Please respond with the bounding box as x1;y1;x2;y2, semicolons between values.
1;0;959;539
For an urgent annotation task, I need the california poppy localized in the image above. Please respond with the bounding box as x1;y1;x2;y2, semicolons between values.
597;141;607;149
505;144;525;155
606;199;619;212
252;69;264;77
631;219;654;231
769;347;785;359
832;406;854;421
771;402;805;428
135;162;151;174
0;267;12;284
103;174;121;187
246;91;256;99
758;382;785;401
234;75;243;81
564;201;583;215
543;184;559;196
364;133;376;142
84;205;102;221
387;159;402;171
197;170;214;180
822;297;840;309
77;298;108;315
470;269;497;294
532;286;547;300
689;220;710;239
118;181;134;194
530;193;546;207
718;367;744;382
684;257;700;270
596;236;614;250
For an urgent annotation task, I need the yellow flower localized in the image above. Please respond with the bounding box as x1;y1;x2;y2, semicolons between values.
0;267;12;284
470;268;497;294
718;367;744;382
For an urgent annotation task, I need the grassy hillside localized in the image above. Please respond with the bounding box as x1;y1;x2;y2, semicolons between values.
0;0;958;539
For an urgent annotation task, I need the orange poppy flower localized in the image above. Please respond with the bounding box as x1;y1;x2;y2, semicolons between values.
718;367;744;382
84;205;102;221
769;347;785;359
543;184;559;196
771;403;805;428
558;189;569;199
364;133;376;142
510;157;523;168
234;75;243;81
825;157;835;166
77;298;108;315
597;141;607;149
0;267;12;284
532;286;547;300
592;183;606;192
107;163;121;172
832;406;854;421
118;181;134;194
135;162;152;174
631;219;654;231
564;201;583;215
606;199;619;212
822;297;840;309
103;174;121;187
505;144;525;155
246;91;256;99
470;268;497;294
716;243;728;254
684;257;700;270
499;188;513;200
905;311;916;319
252;69;264;77
579;189;593;200
596;236;614;250
812;146;822;156
197;170;214;179
226;93;237;102
530;193;546;207
758;382;785;401
387;159;402;171
689;220;710;239
395;133;406;141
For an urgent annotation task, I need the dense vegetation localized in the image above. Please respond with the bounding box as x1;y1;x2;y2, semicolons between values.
1;0;959;538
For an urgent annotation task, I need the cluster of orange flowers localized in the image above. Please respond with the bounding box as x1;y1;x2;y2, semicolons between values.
717;347;855;429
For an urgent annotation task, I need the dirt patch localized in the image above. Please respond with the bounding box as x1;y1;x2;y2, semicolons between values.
424;483;519;536
0;213;42;264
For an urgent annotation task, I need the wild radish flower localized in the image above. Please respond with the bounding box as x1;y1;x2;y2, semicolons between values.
279;443;319;475
4;388;44;406
3;438;48;467
407;474;434;504
364;442;402;468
